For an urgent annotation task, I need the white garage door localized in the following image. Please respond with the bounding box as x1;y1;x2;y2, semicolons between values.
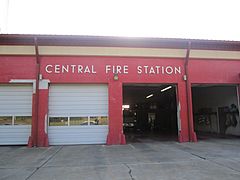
48;84;109;145
0;85;32;145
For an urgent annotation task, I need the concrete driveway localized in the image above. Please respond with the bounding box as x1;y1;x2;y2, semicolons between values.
1;137;240;180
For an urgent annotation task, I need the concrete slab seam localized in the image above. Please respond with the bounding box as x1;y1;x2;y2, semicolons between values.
25;146;63;180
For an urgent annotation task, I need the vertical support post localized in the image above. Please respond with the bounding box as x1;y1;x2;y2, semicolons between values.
28;91;37;147
184;41;197;142
186;83;197;142
29;37;41;147
28;80;37;147
177;82;190;142
107;80;126;145
237;85;240;117
37;80;49;147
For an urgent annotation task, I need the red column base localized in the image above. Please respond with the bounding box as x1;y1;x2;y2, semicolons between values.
178;131;198;143
27;136;34;148
28;134;49;147
106;132;126;145
37;133;49;147
190;131;198;142
178;131;189;143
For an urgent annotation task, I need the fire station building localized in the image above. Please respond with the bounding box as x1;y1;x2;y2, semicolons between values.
0;35;239;147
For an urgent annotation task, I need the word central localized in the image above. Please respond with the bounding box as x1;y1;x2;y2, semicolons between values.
45;65;96;74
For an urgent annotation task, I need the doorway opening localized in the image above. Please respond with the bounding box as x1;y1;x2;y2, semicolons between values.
192;85;240;140
123;84;178;143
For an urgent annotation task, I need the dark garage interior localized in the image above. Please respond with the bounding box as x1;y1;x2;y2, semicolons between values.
192;85;240;139
123;84;178;142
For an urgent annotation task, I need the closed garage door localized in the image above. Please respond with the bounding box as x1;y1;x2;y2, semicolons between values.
48;84;109;145
0;85;32;145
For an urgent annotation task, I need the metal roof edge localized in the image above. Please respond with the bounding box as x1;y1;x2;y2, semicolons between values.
0;34;240;51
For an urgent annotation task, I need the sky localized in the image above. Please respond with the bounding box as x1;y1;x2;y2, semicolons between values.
0;0;240;41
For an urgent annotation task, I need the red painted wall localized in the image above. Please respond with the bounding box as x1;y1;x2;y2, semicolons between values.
0;56;36;82
189;59;240;84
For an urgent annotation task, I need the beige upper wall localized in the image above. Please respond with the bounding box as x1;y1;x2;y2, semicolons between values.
0;45;240;60
38;46;187;58
190;50;240;60
0;46;35;55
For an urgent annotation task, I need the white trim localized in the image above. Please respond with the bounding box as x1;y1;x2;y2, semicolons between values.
9;79;36;93
39;79;50;90
177;102;181;131
12;116;14;126
67;117;70;126
45;114;48;134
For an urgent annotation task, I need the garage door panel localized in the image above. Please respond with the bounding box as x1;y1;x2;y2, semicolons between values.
49;112;107;116
49;96;108;102
48;105;108;111
0;91;32;96
0;101;32;105
0;96;32;100
50;92;107;96
0;109;32;115
48;108;108;114
0;105;32;109
49;95;108;101
0;126;31;145
49;125;108;132
48;84;109;145
50;139;106;145
49;126;108;145
50;85;107;91
0;85;32;145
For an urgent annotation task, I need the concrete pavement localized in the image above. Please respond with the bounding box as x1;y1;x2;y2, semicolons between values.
1;137;240;180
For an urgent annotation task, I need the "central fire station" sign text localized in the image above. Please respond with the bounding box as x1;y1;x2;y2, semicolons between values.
45;64;181;75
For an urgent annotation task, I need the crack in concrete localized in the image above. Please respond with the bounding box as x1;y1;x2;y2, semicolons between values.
189;152;206;160
176;144;240;174
25;146;63;180
207;159;240;174
124;163;135;180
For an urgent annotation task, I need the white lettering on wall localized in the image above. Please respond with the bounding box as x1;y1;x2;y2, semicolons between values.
155;66;160;74
175;66;181;74
136;65;181;75
106;65;111;73
91;65;97;74
71;65;76;73
45;65;53;73
44;64;181;76
123;65;128;74
55;65;60;73
165;66;173;74
78;65;83;73
62;65;69;73
105;65;129;74
137;66;142;74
